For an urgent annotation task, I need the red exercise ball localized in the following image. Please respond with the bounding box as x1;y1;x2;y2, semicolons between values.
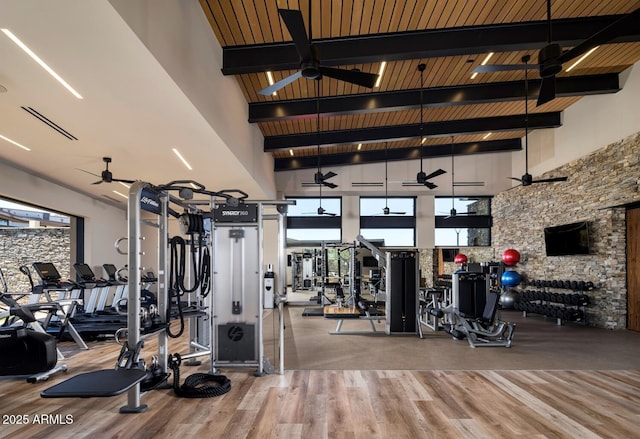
502;248;521;266
454;253;468;264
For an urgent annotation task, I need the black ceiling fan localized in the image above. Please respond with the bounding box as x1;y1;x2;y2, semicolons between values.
257;3;379;96
311;80;338;190
443;136;477;219
83;157;134;185
306;80;337;216
416;63;446;189
509;55;567;187
474;1;640;106
380;143;406;216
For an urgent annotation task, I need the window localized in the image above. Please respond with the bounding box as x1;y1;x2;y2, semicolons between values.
359;197;416;247
434;197;491;246
286;197;341;246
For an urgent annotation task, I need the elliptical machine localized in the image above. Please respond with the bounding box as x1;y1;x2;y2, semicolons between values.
0;267;68;382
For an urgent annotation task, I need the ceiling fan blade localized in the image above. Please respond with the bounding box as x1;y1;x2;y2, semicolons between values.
76;168;101;178
323;171;337;180
92;180;103;185
278;9;312;61
113;178;135;184
424;168;446;180
323;181;338;189
424;182;437;190
258;71;302;95
559;7;640;64
536;75;556;106
532;176;568;184
319;65;378;89
389;211;406;215
508;177;522;182
473;63;539;73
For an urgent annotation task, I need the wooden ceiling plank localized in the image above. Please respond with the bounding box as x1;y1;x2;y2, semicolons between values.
199;0;235;46
376;0;392;33
219;0;249;45
368;0;387;34
341;0;354;36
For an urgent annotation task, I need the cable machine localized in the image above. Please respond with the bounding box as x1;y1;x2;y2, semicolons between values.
41;181;291;413
209;200;291;376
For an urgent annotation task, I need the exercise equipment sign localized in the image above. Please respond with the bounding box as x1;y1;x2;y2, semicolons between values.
213;204;258;223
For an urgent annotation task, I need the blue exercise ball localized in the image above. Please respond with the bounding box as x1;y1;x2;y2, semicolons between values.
501;270;522;287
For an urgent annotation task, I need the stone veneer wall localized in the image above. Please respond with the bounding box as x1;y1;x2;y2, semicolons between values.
0;228;71;293
492;131;640;329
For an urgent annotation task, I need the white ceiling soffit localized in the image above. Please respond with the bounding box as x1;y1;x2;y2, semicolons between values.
0;0;272;207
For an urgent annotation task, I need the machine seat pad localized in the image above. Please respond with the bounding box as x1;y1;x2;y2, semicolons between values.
41;369;146;398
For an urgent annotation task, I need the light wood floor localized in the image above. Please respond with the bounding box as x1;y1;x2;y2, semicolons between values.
1;308;640;438
1;365;639;438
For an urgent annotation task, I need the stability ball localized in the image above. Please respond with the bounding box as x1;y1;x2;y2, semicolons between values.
499;290;521;310
501;270;522;287
502;248;521;266
454;253;468;264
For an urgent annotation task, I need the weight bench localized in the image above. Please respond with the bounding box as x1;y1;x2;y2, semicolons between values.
448;290;515;348
325;302;385;335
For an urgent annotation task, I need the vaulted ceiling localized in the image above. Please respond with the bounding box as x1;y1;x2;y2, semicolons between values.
199;0;640;171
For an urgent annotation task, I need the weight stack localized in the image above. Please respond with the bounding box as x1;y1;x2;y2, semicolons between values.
453;272;487;319
217;323;256;362
386;251;418;334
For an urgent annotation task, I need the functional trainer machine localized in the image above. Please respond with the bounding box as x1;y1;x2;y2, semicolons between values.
324;235;419;336
41;181;290;413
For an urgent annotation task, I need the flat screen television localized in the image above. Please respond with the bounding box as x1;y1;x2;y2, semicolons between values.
544;221;590;256
441;248;459;262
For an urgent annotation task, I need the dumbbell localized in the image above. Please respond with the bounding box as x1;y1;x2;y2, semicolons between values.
586;281;595;290
551;280;558;288
578;281;586;291
579;294;590;306
569;280;577;291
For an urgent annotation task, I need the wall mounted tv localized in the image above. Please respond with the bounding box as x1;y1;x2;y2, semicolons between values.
544;221;590;256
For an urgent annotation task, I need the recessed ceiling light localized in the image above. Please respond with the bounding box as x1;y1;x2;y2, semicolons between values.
565;46;599;72
482;132;492;140
421;137;426;144
112;190;128;199
357;143;362;151
266;71;277;96
1;28;83;99
289;149;294;156
471;52;494;79
374;61;387;88
0;134;31;151
172;148;192;170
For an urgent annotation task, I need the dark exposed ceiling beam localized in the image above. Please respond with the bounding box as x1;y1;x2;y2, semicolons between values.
223;15;640;74
249;74;619;122
275;138;521;171
265;112;561;150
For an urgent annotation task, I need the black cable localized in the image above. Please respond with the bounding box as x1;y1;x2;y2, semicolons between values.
167;236;187;338
200;246;211;298
168;354;231;398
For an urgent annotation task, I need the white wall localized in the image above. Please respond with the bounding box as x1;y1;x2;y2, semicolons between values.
0;160;127;271
109;0;276;198
520;63;640;177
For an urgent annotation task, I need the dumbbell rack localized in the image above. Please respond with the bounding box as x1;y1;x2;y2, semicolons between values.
516;279;595;326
